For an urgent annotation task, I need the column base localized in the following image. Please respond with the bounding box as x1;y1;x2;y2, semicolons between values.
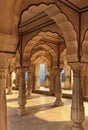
71;124;85;130
54;98;64;106
17;108;28;116
27;94;32;99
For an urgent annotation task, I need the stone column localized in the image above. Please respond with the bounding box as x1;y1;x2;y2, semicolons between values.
64;64;71;89
54;68;64;106
15;69;20;90
49;70;55;95
32;67;35;90
70;63;85;130
17;67;28;116
0;68;7;130
26;71;32;99
7;71;13;94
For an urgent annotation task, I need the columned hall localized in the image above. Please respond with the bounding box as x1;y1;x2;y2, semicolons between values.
0;0;88;130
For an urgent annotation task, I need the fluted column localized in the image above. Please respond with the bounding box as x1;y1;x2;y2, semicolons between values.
54;68;64;106
7;71;13;94
26;71;32;99
17;67;28;116
70;63;85;130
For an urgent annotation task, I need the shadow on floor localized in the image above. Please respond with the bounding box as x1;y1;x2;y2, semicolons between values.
7;105;72;130
7;99;72;130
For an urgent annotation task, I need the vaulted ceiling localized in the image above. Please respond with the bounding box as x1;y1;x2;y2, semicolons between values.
0;0;88;65
23;31;60;67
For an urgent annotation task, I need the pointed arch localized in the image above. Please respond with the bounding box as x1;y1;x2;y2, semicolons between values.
21;4;78;62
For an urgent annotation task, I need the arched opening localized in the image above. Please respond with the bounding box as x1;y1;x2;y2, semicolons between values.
30;50;52;94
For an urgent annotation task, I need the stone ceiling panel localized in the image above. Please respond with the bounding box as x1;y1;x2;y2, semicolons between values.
65;0;88;9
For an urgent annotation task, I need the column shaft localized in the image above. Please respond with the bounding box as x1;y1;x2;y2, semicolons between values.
54;68;64;106
17;68;28;116
15;70;20;90
49;71;55;95
70;63;85;130
7;71;12;94
64;65;71;90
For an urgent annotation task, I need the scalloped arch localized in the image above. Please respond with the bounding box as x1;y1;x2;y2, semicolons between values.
23;32;58;66
22;4;78;62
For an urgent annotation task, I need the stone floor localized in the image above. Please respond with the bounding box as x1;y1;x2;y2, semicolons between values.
7;90;88;130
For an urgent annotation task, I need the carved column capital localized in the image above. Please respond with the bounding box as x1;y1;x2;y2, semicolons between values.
69;63;83;71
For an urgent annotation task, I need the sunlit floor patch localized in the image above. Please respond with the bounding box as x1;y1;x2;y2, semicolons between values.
35;105;71;122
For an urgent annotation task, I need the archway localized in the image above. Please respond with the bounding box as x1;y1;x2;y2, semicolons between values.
23;31;59;67
20;4;78;63
33;57;50;92
29;48;53;93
